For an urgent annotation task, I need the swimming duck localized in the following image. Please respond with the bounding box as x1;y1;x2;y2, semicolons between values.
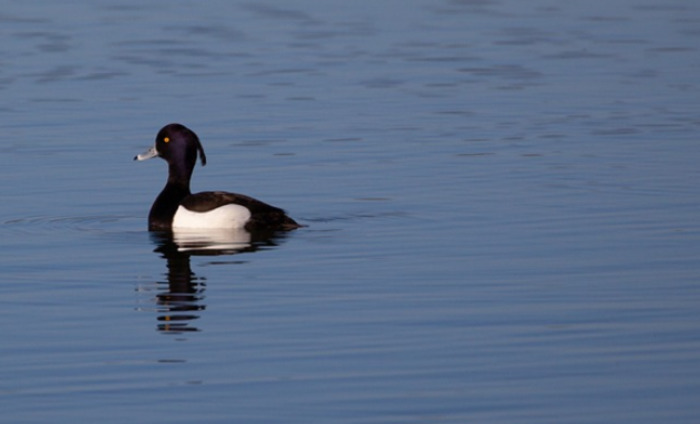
135;123;300;232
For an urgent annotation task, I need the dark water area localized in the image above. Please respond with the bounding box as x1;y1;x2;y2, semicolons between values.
2;1;700;423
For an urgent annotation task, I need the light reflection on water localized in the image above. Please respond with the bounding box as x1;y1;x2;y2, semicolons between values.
138;229;294;335
2;0;700;423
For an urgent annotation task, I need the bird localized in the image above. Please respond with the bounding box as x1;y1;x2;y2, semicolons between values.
135;123;300;232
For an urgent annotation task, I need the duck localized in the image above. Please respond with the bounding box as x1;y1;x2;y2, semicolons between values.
135;123;300;232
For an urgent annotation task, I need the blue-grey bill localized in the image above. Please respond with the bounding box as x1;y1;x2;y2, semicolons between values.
134;146;158;161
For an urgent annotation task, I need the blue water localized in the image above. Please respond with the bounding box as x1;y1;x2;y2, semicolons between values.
2;1;700;423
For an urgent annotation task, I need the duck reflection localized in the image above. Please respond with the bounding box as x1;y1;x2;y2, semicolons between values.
148;228;287;334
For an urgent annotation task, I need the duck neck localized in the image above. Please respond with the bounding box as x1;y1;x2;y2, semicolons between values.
148;155;196;231
148;180;191;231
167;160;194;188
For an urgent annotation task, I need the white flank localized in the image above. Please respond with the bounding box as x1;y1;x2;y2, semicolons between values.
172;204;251;229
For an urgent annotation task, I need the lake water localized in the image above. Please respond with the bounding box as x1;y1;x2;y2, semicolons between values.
2;1;700;423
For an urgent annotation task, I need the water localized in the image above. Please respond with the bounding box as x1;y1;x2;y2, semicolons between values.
2;1;700;423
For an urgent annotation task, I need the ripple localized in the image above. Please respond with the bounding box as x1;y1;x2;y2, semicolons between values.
302;211;406;223
2;215;140;235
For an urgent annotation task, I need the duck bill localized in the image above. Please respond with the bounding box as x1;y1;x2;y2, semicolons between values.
134;146;159;161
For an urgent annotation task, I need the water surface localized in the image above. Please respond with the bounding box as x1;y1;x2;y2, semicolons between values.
2;1;700;423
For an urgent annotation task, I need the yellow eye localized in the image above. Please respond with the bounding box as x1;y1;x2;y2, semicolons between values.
163;137;170;143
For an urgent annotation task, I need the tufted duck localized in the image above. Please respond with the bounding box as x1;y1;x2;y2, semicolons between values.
135;123;300;232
